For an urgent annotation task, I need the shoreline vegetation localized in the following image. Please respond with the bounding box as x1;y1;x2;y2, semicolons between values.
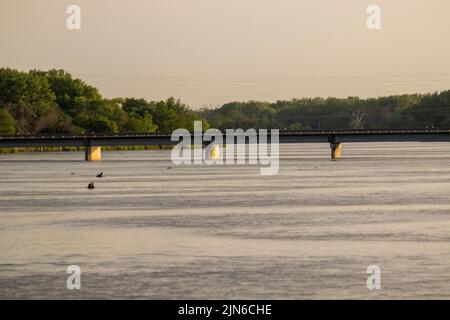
0;144;208;154
0;145;174;154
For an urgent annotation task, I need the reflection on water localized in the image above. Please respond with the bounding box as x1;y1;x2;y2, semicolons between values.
1;142;450;299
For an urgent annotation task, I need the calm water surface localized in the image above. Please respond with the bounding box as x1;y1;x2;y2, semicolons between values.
1;142;450;299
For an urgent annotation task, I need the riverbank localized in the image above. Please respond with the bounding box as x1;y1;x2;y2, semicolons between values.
0;145;173;154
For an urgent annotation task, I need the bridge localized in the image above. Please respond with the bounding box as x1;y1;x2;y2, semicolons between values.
1;129;450;161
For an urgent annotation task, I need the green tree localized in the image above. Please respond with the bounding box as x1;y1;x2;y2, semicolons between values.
0;108;16;135
152;97;208;132
121;98;158;132
30;69;101;115
121;114;158;133
0;68;60;133
90;116;119;133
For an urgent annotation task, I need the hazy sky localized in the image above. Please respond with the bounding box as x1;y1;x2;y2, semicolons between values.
1;0;450;108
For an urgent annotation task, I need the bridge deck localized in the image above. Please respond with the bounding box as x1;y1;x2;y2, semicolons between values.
1;130;450;148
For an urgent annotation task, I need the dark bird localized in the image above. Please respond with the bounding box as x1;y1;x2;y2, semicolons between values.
96;172;103;178
70;172;75;175
88;182;95;189
167;167;172;170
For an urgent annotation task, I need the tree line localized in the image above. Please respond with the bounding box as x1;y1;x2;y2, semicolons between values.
0;68;205;135
199;92;450;131
1;68;450;135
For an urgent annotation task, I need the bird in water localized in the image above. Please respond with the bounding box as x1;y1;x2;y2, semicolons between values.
88;182;95;189
96;172;103;178
167;166;172;170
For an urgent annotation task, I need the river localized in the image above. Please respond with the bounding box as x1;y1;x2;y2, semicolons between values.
1;142;449;299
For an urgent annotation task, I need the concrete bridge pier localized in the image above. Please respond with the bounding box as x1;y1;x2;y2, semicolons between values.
330;142;343;160
85;146;102;161
205;144;220;160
